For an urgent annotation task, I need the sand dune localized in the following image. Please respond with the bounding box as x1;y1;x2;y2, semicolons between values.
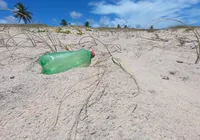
0;26;200;140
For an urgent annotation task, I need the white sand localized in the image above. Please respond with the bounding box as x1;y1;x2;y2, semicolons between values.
0;27;200;140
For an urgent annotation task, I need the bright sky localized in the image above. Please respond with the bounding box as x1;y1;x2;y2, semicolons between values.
0;0;200;28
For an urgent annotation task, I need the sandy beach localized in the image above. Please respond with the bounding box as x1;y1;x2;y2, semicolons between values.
0;26;200;140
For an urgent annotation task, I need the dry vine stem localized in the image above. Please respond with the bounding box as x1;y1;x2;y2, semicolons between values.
89;36;141;95
50;36;140;140
52;68;118;130
145;18;200;64
78;35;140;94
67;68;106;140
112;57;140;96
0;21;141;138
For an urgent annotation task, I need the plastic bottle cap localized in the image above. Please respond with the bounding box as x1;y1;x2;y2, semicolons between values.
90;51;95;58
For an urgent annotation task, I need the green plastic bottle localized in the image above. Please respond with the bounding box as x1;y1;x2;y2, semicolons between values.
39;49;95;75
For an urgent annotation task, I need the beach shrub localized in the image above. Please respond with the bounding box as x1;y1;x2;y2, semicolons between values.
184;28;194;33
85;21;90;27
117;24;121;28
86;28;92;31
62;30;71;34
77;29;84;35
55;27;62;33
149;25;154;32
60;19;67;26
37;29;47;32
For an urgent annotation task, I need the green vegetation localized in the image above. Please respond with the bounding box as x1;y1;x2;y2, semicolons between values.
37;29;47;32
149;25;154;32
124;25;128;28
62;30;71;34
85;21;90;27
117;24;121;28
184;28;194;33
60;19;68;26
55;27;62;33
13;2;32;24
55;28;71;34
85;28;92;31
77;29;84;35
169;25;192;29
